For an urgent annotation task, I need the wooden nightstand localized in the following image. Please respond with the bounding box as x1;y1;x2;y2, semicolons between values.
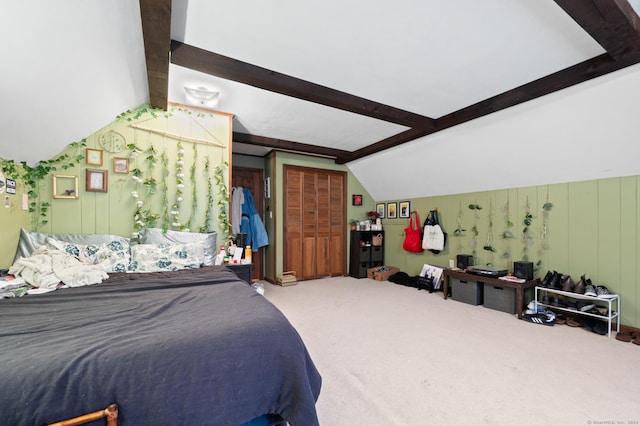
226;263;253;285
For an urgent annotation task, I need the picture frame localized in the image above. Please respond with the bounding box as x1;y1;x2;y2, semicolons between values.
376;202;385;219
352;194;363;206
399;201;411;218
52;174;79;199
86;169;108;192
113;157;129;174
387;202;397;219
86;148;103;166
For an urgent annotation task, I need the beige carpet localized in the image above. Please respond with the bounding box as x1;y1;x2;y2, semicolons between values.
263;276;639;426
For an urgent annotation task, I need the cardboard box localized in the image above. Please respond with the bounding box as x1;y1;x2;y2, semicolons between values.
367;266;400;281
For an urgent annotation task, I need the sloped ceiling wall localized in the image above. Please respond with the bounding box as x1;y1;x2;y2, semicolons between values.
2;1;640;201
349;63;640;200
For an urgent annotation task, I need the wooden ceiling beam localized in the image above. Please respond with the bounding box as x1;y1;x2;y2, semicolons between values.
553;0;640;59
171;41;435;129
234;132;351;159
342;50;640;163
139;0;171;110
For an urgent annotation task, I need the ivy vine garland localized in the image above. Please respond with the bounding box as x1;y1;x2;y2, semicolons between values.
521;196;534;261
468;202;482;260
214;161;231;241
199;157;214;233
0;139;86;230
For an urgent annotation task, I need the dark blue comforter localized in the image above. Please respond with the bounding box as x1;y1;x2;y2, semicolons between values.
0;266;321;425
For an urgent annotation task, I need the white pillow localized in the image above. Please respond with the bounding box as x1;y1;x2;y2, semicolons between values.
45;237;130;273
127;241;204;273
139;228;217;266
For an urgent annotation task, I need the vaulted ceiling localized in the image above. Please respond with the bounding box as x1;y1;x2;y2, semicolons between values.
3;1;640;200
140;0;640;164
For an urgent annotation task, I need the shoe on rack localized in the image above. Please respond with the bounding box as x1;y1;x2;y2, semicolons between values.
566;318;582;327
562;275;575;292
565;300;577;310
596;285;616;299
574;275;586;294
525;301;543;314
551;271;563;290
576;301;596;312
541;270;554;287
584;281;597;297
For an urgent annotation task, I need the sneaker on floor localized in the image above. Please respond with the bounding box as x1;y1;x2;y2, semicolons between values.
584;283;597;297
523;312;554;326
596;285;617;298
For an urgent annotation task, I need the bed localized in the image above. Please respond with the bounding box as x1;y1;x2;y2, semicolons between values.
0;264;321;425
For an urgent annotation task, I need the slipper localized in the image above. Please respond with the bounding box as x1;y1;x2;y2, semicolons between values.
632;338;640;346
555;317;567;325
566;318;581;327
616;332;633;342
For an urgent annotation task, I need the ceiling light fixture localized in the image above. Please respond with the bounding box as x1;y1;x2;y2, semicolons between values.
184;86;220;109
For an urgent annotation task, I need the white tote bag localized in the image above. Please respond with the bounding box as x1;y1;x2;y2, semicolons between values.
422;210;445;252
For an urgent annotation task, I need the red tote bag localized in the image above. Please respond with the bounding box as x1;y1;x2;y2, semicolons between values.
403;211;424;253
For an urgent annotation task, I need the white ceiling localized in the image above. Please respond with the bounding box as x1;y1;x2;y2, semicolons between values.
2;1;640;200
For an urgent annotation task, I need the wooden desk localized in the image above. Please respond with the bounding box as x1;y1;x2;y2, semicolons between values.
442;269;539;319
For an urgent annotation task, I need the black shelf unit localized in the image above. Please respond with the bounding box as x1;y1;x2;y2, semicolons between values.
349;230;384;278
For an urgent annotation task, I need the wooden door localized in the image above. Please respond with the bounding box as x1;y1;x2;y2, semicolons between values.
284;165;346;280
231;166;264;281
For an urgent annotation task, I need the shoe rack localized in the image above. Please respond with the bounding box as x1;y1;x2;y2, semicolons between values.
535;287;620;338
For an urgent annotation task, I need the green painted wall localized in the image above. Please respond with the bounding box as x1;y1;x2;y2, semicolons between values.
380;176;640;327
0;177;30;267
3;120;638;328
0;104;232;268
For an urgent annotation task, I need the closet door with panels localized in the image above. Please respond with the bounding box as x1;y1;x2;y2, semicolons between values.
284;165;346;280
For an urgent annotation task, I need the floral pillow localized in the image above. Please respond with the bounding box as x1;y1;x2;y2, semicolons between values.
127;241;204;273
45;237;130;273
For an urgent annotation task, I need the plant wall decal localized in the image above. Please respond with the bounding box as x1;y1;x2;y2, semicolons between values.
537;188;553;271
521;196;534;261
483;199;496;265
468;201;482;261
500;197;515;269
453;201;466;252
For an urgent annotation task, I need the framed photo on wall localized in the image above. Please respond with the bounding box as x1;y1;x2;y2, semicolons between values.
86;169;108;192
86;148;103;166
387;202;397;219
352;194;363;206
399;201;410;218
376;202;385;219
113;157;129;174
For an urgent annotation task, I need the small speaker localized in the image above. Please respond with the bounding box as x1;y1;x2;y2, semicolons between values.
514;261;534;281
457;254;474;269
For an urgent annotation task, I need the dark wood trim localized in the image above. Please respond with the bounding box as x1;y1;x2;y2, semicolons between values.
170;41;435;129
139;0;171;109
340;52;640;163
553;0;640;60
234;132;351;159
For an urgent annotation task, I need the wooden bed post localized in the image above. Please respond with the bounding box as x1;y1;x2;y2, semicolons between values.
48;403;118;426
